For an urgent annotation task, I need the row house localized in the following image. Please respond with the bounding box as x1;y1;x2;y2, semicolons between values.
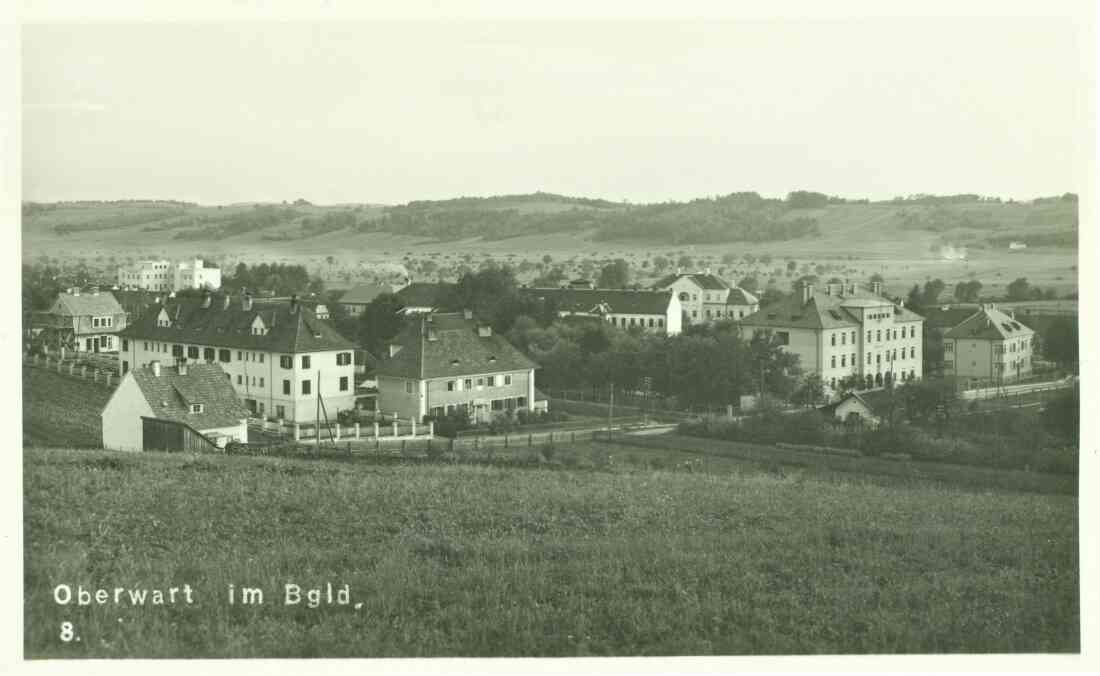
373;312;541;424
117;292;357;422
738;281;925;395
518;287;683;335
31;289;128;353
652;270;759;324
943;304;1036;384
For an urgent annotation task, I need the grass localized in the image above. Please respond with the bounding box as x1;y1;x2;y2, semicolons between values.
22;366;111;448
24;446;1078;657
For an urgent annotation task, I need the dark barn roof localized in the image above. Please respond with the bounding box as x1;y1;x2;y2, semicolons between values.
394;282;455;309
739;285;923;330
129;362;249;429
519;287;674;316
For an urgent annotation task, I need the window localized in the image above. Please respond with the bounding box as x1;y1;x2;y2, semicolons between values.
487;376;496;387
477;378;484;387
830;334;836;346
841;355;846;367
276;405;285;419
92;317;99;328
658;318;665;327
190;403;204;413
219;349;231;363
143;341;149;350
302;356;311;370
910;347;916;358
302;380;312;395
203;347;215;362
945;343;953;353
339;376;348;391
237;375;243;385
283;379;291;395
830;378;836;389
831;356;836;368
504;375;512;386
172;344;183;357
867;330;872;342
775;331;790;346
405;381;413;394
447;380;456;392
464;378;472;390
237;351;243;361
648;318;655;327
280;355;293;369
841;333;846;346
122;339;129;351
517;396;528;408
259;353;264;363
259;377;264;387
491;399;504;411
876;354;881;364
876;330;882;342
336;352;352;366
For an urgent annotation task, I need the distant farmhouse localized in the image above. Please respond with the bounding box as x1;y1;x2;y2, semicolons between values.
117;258;221;292
31;288;127;354
819;389;895;428
394;282;455;315
738;281;924;395
101;361;249;452
118;291;356;421
519;287;682;335
338;283;394;316
373;311;543;423
943;303;1035;384
652;269;759;325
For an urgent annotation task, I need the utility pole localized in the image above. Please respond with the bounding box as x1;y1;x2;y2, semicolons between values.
607;380;614;441
315;369;321;456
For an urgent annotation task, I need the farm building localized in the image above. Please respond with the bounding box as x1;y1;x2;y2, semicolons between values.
394;282;455;315
338;283;394;316
818;389;896;428
101;361;249;452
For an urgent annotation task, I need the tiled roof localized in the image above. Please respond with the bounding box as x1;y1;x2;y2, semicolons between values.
652;272;731;291
118;293;356;353
373;312;537;380
820;389;897;417
51;292;125;317
739;285;924;330
340;283;393;305
725;287;759;306
519;287;674;316
395;282;454;308
130;362;250;430
944;305;1034;340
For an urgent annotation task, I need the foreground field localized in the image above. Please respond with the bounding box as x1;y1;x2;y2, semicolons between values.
22;366;111;448
24;447;1078;657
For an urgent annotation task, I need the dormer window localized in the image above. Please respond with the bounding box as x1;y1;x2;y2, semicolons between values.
190;403;204;413
250;316;267;336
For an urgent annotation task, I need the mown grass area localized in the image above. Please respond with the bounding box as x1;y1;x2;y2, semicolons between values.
25;447;1078;657
22;366;111;448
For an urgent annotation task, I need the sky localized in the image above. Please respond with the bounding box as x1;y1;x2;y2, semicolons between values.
21;18;1087;205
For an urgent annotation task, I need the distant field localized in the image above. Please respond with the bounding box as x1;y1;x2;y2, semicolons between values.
22;366;111;448
24;447;1078;657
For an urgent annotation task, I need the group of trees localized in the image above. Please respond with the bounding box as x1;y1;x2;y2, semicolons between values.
224;262;323;297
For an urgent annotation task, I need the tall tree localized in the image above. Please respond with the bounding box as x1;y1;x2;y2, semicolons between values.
597;259;631;288
358;293;407;355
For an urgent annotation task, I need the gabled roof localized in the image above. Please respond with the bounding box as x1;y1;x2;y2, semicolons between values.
652;272;731;291
118;293;356;353
340;283;393;305
519;287;674;316
944;305;1034;340
50;292;125;317
739;285;924;330
129;362;249;430
395;282;454;308
725;287;759;306
373;313;537;380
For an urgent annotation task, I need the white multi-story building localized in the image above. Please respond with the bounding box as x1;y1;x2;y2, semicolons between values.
117;258;221;291
518;287;683;335
652;270;759;325
174;259;222;290
738;280;924;395
943;304;1035;385
117;292;357;422
117;260;174;292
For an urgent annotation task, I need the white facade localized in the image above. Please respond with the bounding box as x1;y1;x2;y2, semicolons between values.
101;375;153;451
118;339;356;422
117;260;173;292
175;259;222;290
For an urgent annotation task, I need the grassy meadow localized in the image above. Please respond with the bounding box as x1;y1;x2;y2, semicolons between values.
24;446;1078;657
22;366;111;449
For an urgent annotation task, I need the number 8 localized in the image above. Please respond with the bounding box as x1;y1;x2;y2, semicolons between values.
59;622;74;642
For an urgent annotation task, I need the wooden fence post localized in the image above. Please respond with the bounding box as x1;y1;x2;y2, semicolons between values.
428;421;434;437
373;422;380;438
392;421;399;437
293;423;301;441
411;418;417;437
334;424;340;441
354;422;360;440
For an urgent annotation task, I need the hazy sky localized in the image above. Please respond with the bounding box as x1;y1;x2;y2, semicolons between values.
22;18;1085;204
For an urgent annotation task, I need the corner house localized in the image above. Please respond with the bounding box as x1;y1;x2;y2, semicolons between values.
101;361;249;452
117;291;356;422
373;311;540;423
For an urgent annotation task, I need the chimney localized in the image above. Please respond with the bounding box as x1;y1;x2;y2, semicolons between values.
151;360;161;377
871;281;882;296
800;281;814;304
463;308;473;320
242;294;253;311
